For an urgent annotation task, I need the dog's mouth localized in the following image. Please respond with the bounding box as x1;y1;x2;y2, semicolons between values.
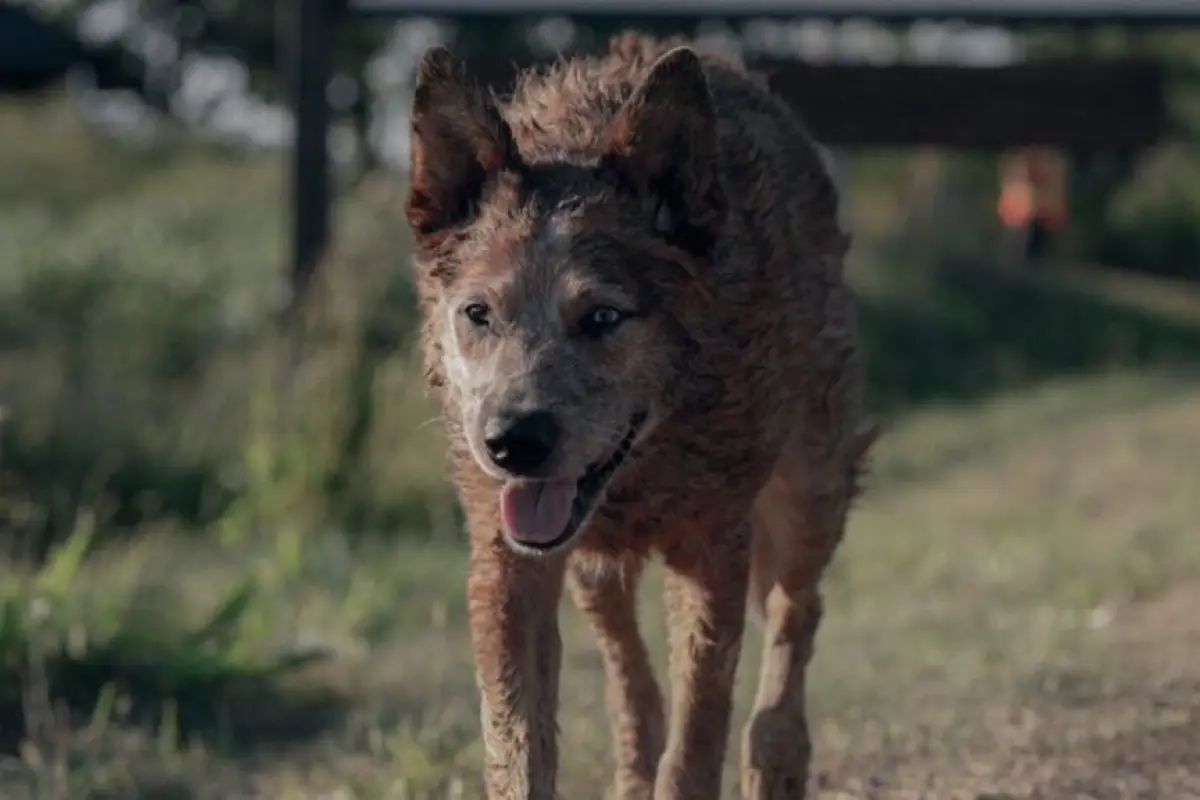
498;412;647;554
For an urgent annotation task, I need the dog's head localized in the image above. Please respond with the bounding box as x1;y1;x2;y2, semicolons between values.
405;45;725;555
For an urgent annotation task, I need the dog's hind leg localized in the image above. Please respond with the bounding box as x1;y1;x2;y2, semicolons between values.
740;427;876;799
567;555;664;800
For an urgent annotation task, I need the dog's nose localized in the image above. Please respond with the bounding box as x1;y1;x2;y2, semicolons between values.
484;411;560;475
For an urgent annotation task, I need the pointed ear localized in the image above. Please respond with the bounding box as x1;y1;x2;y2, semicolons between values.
600;46;726;256
405;46;522;241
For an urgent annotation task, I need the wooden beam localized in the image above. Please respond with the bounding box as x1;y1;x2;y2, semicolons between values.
761;60;1167;149
350;0;1200;25
462;56;1166;149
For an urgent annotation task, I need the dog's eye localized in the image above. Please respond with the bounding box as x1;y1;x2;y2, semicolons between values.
463;303;491;327
580;305;626;339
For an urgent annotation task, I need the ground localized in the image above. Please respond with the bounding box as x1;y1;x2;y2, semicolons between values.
4;370;1199;799
1;97;1199;798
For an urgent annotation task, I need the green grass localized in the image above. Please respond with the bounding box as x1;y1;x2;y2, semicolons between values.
1;97;1199;798
5;371;1200;798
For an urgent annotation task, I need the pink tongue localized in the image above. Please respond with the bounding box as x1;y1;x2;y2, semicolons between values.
499;479;577;545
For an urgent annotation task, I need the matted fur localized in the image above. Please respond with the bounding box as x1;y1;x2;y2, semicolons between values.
405;31;876;800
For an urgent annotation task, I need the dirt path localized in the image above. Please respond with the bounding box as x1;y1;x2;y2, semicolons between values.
814;680;1199;799
811;586;1200;800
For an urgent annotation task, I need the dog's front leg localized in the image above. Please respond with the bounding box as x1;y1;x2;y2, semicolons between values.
467;536;566;800
655;521;752;800
568;555;665;799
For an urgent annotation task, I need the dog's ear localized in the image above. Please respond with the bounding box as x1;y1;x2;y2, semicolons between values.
600;46;726;256
405;47;521;241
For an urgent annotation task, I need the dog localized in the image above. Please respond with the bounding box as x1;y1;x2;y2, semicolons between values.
405;31;876;800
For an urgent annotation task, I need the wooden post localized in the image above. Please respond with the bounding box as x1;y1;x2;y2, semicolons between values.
288;0;333;314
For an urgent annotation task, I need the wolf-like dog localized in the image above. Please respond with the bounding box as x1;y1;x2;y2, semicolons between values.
405;31;876;800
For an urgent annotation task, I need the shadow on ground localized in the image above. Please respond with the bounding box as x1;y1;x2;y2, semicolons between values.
859;258;1200;416
0;655;348;758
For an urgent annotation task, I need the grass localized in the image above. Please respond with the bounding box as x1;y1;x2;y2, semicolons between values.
4;371;1199;798
1;97;1199;797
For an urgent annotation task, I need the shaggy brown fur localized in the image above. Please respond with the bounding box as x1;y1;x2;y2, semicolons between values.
405;32;876;800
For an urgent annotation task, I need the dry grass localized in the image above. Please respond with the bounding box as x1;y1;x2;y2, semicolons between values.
2;370;1198;799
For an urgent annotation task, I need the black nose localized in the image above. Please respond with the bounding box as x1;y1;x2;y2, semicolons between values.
484;410;560;475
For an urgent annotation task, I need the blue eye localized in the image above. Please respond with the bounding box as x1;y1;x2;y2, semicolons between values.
580;305;626;339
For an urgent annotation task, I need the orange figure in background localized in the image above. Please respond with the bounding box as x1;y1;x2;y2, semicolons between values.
998;146;1069;259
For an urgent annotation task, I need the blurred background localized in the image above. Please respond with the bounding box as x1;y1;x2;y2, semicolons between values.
1;1;1199;798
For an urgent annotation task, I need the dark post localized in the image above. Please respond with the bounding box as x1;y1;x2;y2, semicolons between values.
287;0;333;315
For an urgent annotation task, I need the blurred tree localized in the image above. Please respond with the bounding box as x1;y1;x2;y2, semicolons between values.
17;2;1200;276
14;2;711;163
1025;25;1200;280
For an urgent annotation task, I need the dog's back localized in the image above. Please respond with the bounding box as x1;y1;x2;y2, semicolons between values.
500;33;843;271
